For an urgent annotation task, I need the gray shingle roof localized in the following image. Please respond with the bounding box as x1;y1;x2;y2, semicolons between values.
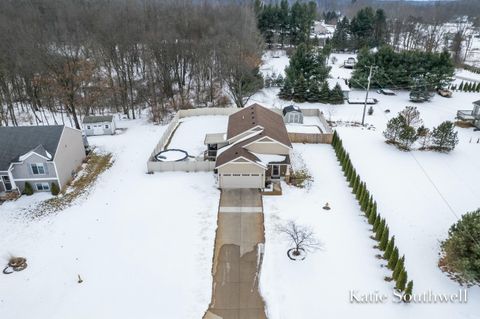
83;115;114;124
474;100;480;106
0;125;64;171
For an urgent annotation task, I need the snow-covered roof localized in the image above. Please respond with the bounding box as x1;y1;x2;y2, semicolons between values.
204;133;227;145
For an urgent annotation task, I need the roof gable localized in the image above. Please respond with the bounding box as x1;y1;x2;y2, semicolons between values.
0;125;64;170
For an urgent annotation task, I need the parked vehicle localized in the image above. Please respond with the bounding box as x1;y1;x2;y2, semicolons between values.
377;89;396;96
437;88;452;98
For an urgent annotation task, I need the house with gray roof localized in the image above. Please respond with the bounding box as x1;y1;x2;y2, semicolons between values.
83;115;116;136
0;125;86;194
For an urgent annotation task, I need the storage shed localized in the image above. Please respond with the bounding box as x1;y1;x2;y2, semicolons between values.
282;105;303;124
83;115;116;136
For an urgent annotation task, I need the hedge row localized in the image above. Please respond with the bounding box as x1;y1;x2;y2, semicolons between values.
332;131;413;300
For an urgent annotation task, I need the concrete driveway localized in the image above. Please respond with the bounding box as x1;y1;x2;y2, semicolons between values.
204;189;267;319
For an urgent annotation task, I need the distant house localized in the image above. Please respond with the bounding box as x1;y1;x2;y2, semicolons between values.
83;115;116;136
327;78;351;99
283;105;304;124
210;104;292;189
0;126;86;194
457;100;480;129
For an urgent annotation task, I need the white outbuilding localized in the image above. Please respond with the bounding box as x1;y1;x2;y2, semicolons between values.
83;115;116;136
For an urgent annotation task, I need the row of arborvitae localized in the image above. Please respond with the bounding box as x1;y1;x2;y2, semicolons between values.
450;81;480;92
332;131;413;301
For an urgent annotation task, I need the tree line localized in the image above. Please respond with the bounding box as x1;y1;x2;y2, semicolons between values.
0;0;263;128
255;0;317;47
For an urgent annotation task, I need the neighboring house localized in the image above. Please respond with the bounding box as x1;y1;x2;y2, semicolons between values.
212;104;292;189
457;100;480;129
327;78;351;100
0;125;86;194
83;115;116;136
283;105;304;124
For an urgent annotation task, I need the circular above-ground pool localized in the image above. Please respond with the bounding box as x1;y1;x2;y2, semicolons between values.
154;149;189;162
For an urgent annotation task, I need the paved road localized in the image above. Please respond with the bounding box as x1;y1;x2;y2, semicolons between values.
204;189;267;319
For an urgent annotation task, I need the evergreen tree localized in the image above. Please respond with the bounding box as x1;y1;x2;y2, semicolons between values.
373;214;381;232
379;226;389;250
395;270;408;292
404;281;414;302
353;175;360;194
388;247;399;270
368;205;377;225
356;182;365;200
318;81;330;103
293;75;307;102
306;81;320;102
441;209;480;284
384;236;395;260
431;121;459;152
476;82;480;92
278;78;293;100
349;169;357;187
393;255;405;280
458;81;464;91
375;219;386;241
365;197;373;218
329;83;345;104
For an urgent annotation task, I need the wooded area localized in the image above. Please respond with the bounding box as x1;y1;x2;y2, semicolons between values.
0;0;263;128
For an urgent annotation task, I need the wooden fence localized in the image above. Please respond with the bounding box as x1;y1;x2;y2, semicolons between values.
288;132;334;144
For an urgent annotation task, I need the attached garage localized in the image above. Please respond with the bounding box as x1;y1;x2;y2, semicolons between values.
217;158;266;189
219;173;264;189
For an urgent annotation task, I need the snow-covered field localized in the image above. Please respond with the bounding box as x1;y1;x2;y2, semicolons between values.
261;144;480;319
0;119;219;319
167;116;228;157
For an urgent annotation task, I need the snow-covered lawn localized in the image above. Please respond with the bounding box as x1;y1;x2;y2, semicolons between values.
261;144;480;319
255;51;480;318
0;119;219;319
261;50;290;78
167;116;228;157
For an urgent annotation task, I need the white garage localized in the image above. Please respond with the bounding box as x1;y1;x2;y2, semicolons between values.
219;173;264;189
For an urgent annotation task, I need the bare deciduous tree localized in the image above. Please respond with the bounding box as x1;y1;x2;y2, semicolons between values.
277;221;323;258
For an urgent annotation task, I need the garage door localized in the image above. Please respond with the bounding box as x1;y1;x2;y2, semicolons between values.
219;173;263;189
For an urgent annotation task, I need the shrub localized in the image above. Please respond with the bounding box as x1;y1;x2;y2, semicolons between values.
51;183;60;196
24;182;34;196
440;209;480;284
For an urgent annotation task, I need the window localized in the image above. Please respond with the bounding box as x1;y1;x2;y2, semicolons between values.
87;125;91;129
35;183;50;191
31;163;45;175
233;174;241;176
105;124;109;129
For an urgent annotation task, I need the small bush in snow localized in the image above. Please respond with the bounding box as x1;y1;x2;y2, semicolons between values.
51;183;60;196
23;182;33;196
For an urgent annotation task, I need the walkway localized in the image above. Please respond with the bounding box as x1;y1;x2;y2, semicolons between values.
204;189;267;319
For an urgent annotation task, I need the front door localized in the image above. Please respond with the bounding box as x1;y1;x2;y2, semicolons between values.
271;165;280;178
2;175;12;191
